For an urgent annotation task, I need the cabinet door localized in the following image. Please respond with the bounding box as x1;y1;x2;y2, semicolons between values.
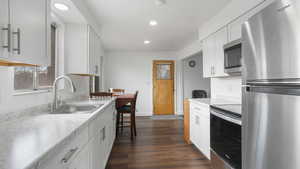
199;116;210;159
190;110;202;149
90;130;106;169
214;27;228;77
69;145;90;169
88;26;101;75
94;35;102;76
10;0;50;65
228;17;245;42
189;110;196;144
0;0;9;59
202;36;215;78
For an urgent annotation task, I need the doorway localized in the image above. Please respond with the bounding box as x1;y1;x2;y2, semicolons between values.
153;60;175;115
182;52;210;99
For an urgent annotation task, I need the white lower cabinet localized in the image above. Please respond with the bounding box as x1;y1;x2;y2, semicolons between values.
202;27;228;78
89;131;105;169
189;102;210;160
38;101;116;169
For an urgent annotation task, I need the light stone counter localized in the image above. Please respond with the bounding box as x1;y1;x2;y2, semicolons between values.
0;98;115;169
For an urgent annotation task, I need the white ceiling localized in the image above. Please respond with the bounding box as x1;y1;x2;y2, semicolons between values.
85;0;232;52
51;0;86;24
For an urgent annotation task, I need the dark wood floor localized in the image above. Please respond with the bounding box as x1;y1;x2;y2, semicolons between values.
106;117;212;169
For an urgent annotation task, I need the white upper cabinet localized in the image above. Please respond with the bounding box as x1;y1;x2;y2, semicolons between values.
65;24;103;75
0;0;9;60
0;0;50;65
214;27;228;77
228;17;245;42
203;35;215;78
88;26;102;76
203;27;228;78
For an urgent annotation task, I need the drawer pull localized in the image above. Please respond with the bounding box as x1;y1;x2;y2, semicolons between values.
61;147;78;164
195;107;202;111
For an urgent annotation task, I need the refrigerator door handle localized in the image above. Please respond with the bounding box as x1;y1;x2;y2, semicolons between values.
246;85;300;96
247;80;300;87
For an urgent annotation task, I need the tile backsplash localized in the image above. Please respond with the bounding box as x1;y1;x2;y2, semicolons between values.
211;76;242;103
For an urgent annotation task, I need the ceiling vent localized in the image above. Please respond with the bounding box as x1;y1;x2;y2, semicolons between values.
155;0;166;6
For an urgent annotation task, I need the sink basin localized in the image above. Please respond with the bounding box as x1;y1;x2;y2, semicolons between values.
51;103;103;114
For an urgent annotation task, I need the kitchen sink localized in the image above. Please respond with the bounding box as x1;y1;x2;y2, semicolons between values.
51;103;103;114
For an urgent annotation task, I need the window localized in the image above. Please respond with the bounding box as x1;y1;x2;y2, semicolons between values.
14;24;57;91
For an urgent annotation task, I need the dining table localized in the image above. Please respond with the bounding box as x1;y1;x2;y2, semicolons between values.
115;93;135;109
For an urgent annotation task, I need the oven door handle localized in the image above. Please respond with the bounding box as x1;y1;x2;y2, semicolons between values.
211;111;242;125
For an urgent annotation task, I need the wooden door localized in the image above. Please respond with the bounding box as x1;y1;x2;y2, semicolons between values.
153;60;175;115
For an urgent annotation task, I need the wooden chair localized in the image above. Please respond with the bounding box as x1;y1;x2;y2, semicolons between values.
90;92;113;98
116;91;138;140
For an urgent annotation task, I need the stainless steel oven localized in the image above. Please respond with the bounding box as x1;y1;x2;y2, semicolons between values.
224;39;242;75
210;105;242;169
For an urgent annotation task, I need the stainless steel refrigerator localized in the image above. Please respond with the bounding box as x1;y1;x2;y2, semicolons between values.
242;0;300;169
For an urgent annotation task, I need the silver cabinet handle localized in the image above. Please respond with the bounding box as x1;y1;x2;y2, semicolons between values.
13;28;21;54
2;24;11;52
277;4;291;12
195;115;200;125
95;65;99;74
61;147;78;164
101;127;106;141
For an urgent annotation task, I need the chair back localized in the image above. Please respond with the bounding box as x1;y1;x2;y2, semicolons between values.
130;91;139;112
90;92;113;98
110;88;125;96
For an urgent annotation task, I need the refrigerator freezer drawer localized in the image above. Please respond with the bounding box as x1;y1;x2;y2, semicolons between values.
242;87;300;169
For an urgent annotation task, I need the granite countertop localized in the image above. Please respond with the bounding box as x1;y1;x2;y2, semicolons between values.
0;98;115;169
189;98;240;105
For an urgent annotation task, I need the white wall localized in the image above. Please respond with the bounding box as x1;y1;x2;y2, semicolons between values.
177;40;203;60
104;51;178;116
183;53;210;99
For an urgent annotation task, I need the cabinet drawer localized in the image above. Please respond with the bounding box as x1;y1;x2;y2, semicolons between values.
89;112;104;139
37;126;89;169
89;102;115;139
190;102;210;118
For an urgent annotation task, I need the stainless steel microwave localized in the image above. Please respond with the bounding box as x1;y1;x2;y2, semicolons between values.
224;39;242;75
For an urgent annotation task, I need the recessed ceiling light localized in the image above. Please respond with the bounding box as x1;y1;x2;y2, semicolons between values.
54;3;69;11
155;0;167;6
144;40;151;44
149;20;158;26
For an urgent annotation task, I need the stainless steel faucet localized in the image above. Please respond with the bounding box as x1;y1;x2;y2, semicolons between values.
51;75;76;112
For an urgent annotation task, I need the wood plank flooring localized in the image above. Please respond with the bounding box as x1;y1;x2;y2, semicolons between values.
106;117;212;169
